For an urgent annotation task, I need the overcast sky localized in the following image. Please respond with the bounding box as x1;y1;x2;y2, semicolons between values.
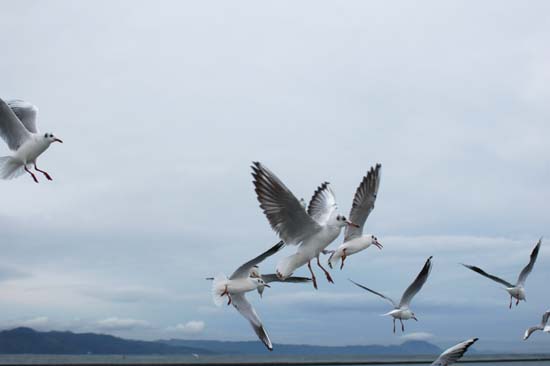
0;0;549;353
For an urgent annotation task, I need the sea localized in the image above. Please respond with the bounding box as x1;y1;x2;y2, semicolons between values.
0;354;549;366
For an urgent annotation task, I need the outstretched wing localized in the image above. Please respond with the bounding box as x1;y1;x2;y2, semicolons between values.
0;98;31;150
541;310;550;327
348;279;397;307
345;164;381;242
399;256;433;307
6;99;38;133
230;241;285;280
307;182;338;225
516;238;542;286
252;162;321;245
232;293;273;351
261;274;311;284
461;264;514;288
431;338;478;366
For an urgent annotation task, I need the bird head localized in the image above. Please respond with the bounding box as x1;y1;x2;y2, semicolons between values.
335;215;359;228
370;235;383;250
43;132;63;144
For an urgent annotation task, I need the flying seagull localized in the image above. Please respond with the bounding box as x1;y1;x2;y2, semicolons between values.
524;310;550;340
0;98;63;183
430;338;478;366
462;238;542;308
349;256;433;333
252;161;359;289
211;241;285;351
325;164;382;269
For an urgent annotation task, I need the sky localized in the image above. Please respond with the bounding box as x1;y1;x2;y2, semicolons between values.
0;0;549;353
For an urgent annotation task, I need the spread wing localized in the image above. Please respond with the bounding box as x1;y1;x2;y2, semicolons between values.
345;164;381;242
307;182;338;225
541;310;550;327
6;99;38;133
516;238;542;286
231;293;273;351
348;279;397;307
399;256;433;308
431;338;478;366
252;162;321;245
461;264;514;288
0;98;31;150
524;326;540;340
230;241;284;280
261;274;311;284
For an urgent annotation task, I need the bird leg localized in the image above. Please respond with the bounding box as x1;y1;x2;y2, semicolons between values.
393;318;396;334
307;261;318;290
34;162;52;181
317;255;334;284
516;298;520;306
221;285;232;306
400;319;405;332
24;166;38;183
340;249;347;270
509;296;512;309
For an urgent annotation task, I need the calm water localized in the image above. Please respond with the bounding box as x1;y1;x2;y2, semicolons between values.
0;354;549;365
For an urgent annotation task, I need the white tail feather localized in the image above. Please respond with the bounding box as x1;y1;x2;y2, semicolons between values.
276;254;305;280
211;273;228;307
0;156;25;180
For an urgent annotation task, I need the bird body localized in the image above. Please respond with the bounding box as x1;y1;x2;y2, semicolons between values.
383;308;415;321
328;235;380;269
523;310;550;340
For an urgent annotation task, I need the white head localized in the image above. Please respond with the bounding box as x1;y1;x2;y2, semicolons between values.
368;234;383;250
333;214;359;228
42;132;63;145
254;277;270;298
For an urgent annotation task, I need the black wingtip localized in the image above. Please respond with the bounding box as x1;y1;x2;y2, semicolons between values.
472;337;479;342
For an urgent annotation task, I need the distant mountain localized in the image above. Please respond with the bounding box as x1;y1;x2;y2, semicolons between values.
158;338;443;355
0;327;209;355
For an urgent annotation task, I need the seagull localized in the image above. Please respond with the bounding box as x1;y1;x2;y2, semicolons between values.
325;164;382;270
524;310;550;340
349;256;433;333
211;241;285;351
0;98;62;183
252;162;359;289
462;238;542;309
430;338;478;366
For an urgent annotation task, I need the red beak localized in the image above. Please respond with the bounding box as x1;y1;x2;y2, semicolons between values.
54;138;63;143
346;220;360;228
374;240;383;250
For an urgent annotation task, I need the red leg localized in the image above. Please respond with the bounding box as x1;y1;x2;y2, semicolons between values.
340;249;347;270
509;296;512;309
516;298;520;306
400;319;405;332
308;261;318;290
34;162;52;181
24;166;38;183
227;293;232;306
317;255;334;284
393;318;396;334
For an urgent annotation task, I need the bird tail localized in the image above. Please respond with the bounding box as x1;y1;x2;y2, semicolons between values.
211;273;228;307
0;156;24;180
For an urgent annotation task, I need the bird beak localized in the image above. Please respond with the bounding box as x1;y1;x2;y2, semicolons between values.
412;316;418;321
264;283;271;288
347;220;360;228
374;240;383;250
54;138;63;143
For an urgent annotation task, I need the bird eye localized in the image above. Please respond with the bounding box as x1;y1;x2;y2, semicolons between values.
44;133;48;138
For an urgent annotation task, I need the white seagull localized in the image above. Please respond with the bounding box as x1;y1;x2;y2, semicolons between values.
211;241;286;351
430;338;478;366
0;98;62;183
349;256;433;333
252;162;359;289
524;310;550;340
250;265;312;298
462;238;541;309
325;164;382;269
